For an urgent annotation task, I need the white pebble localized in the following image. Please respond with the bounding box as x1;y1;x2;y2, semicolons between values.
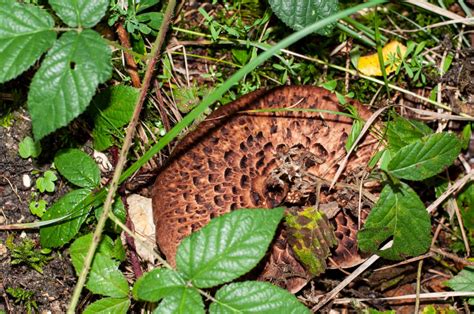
22;174;32;188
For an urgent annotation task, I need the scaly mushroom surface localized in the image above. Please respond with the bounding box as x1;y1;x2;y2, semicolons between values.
152;86;376;289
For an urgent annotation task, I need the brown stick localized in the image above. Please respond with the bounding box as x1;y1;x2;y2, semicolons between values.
116;22;142;88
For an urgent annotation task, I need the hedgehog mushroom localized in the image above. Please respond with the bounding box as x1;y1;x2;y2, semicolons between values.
152;86;377;292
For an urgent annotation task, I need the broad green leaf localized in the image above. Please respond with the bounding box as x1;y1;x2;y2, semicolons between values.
387;132;461;181
209;281;310;314
83;297;130;314
386;114;432;153
70;233;124;275
86;253;129;298
89;85;140;151
18;136;42;159
458;183;474;231
54;149;100;188
445;267;474;291
28;29;112;140
49;0;109;28
154;288;204;314
268;0;339;36
133;268;186;302
358;182;431;260
40;188;91;248
0;2;56;83
176;208;284;288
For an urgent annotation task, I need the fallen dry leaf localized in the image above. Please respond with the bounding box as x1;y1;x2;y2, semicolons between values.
357;40;407;76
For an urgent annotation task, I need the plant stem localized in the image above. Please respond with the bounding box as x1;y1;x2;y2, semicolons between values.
66;0;177;312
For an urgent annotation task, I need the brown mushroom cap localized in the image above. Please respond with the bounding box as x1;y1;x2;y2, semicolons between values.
152;86;376;268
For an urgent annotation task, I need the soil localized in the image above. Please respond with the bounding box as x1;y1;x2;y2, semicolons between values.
0;109;75;313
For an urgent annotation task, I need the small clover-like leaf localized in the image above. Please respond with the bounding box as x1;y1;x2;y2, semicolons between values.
18;136;42;159
387;132;461;181
209;281;310;314
28;30;112;140
49;0;109;28
36;170;57;193
358;182;431;260
176;208;284;288
29;199;47;218
54;149;100;188
0;2;56;83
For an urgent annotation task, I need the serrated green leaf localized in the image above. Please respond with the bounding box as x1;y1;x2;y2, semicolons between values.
458;183;474;231
18;136;42;159
0;2;56;83
154;288;204;314
445;267;474;291
358;182;431;260
28;29;112;140
268;0;338;36
83;297;130;314
49;0;109;28
70;233;125;275
387;132;461;181
87;253;129;298
209;281;310;314
40;188;91;248
176;208;284;288
133;268;186;302
54;149;100;188
386;114;432;154
89;85;139;151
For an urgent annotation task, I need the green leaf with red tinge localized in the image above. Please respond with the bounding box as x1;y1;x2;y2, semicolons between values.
358;182;431;260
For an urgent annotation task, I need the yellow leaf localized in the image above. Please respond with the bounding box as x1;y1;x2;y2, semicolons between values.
356;40;407;76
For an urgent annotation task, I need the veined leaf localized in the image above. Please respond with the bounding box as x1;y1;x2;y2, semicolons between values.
54;149;100;188
358;182;431;260
386;114;432;154
445;267;474;291
133;268;186;302
40;188;91;248
387;132;461;181
176;208;284;288
268;0;339;36
49;0;109;28
83;297;130;314
28;29;112;140
0;2;56;83
154;288;204;314
87;253;129;298
209;281;310;314
89;85;140;151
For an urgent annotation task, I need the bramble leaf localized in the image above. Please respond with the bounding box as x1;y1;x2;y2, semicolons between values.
358;182;431;260
154;288;204;314
268;0;338;36
387;132;461;181
0;1;56;83
176;208;284;288
87;254;129;298
445;267;474;292
209;281;310;314
133;268;186;302
83;297;130;314
49;0;109;28
28;30;112;140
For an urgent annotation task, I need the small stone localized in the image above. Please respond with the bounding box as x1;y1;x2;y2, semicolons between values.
20;231;27;238
0;216;5;224
22;174;32;188
0;243;7;256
